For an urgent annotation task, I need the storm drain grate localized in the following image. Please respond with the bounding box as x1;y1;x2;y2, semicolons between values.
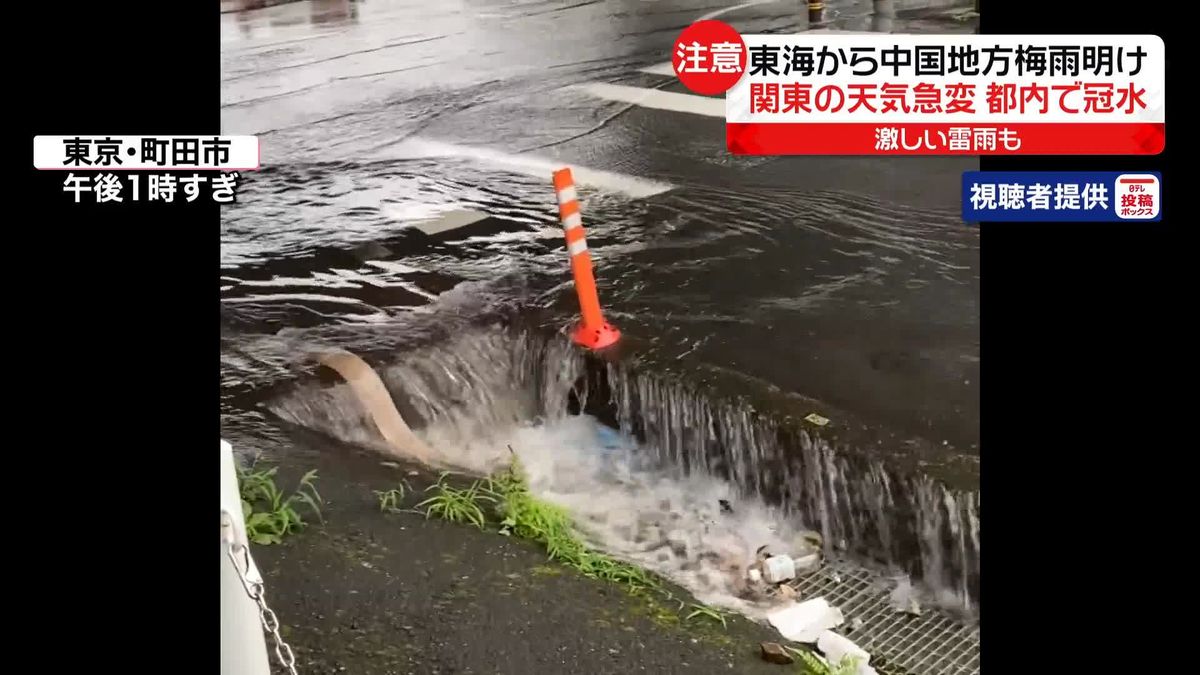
791;562;979;675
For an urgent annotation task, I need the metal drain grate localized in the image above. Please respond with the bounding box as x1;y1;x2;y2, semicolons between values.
791;563;979;675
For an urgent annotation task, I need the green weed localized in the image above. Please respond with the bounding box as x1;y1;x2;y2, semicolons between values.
786;646;861;675
237;458;323;546
411;451;737;628
416;472;491;529
483;454;660;594
684;604;728;629
374;479;412;513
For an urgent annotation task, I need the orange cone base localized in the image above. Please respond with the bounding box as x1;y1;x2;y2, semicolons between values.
572;322;621;351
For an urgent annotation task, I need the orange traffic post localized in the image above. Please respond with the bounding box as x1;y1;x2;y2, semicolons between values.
808;0;824;26
552;168;621;351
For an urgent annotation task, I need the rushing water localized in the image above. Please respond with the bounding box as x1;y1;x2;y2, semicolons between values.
220;0;981;627
257;323;979;617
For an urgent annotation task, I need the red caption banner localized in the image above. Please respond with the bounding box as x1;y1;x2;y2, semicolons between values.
671;22;1165;156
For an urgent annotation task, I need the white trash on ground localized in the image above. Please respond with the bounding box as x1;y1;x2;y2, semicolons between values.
766;597;844;643
818;630;870;662
762;554;797;584
817;631;879;675
792;551;822;575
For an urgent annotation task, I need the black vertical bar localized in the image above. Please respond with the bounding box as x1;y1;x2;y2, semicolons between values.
23;0;217;665
980;1;1180;672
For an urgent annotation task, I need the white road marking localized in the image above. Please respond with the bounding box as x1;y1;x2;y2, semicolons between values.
638;62;676;76
409;209;491;236
569;83;725;118
697;0;776;21
392;138;675;199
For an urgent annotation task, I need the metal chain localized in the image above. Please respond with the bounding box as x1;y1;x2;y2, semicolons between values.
227;543;300;675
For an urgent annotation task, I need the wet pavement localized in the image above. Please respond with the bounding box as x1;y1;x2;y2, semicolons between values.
242;428;794;675
221;0;981;461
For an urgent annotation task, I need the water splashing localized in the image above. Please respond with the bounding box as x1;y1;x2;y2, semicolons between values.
266;325;979;615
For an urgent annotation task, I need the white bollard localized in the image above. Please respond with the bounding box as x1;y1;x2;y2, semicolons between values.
221;440;272;675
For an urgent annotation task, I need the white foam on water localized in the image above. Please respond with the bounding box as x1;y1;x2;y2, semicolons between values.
262;327;976;619
420;413;818;619
222;292;376;306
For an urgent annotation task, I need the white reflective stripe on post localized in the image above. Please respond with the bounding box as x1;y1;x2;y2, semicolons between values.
221;440;272;675
556;186;578;205
562;212;582;230
568;239;588;256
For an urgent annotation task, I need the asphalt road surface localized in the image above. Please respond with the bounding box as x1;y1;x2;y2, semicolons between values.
221;0;980;456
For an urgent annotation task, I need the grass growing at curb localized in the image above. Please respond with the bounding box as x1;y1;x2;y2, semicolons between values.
684;604;729;629
417;473;491;528
786;646;861;675
411;452;661;595
399;455;883;669
407;453;882;667
485;455;661;593
374;479;412;513
237;457;323;545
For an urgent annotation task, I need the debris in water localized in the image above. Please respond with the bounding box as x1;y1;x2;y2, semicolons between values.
756;544;772;562
776;584;798;601
407;470;419;477
762;555;797;584
380;461;400;469
804;413;830;426
744;576;772;600
817;631;872;672
801;532;823;550
793;552;822;576
767;598;844;643
889;578;924;616
596;425;623;450
760;642;794;665
718;499;733;514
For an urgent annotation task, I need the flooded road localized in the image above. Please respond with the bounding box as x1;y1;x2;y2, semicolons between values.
220;0;981;634
222;0;979;444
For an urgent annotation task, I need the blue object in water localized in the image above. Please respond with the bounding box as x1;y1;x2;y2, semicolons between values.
595;423;624;452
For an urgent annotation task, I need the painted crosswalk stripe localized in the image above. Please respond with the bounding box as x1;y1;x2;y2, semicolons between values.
638;62;676;76
569;83;724;118
409;209;491;236
390;138;675;198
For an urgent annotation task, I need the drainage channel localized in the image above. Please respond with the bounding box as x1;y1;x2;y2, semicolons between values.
265;321;979;673
570;341;981;606
564;338;980;674
791;561;979;675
